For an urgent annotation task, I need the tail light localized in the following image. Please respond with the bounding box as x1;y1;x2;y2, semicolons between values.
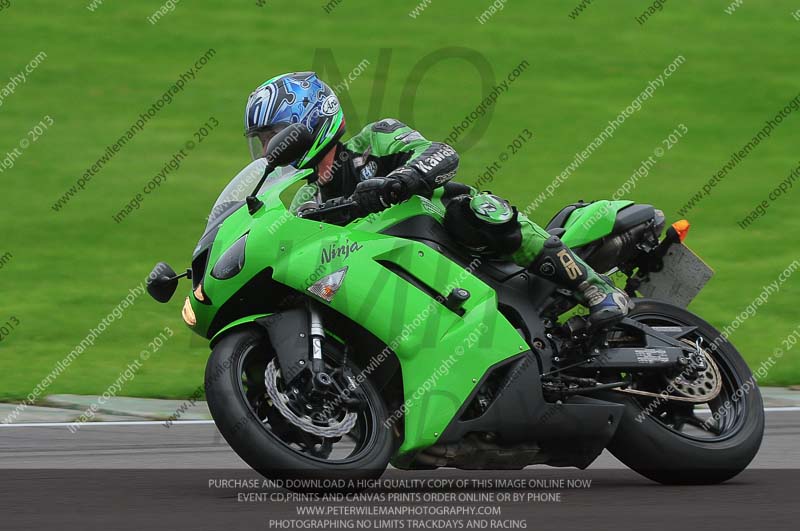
672;220;690;242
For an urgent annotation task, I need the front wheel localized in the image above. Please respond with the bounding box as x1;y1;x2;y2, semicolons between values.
205;326;398;489
606;299;764;485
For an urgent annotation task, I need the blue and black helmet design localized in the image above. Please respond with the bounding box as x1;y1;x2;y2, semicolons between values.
244;72;345;169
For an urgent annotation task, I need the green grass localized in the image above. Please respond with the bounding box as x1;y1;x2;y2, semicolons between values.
1;0;799;401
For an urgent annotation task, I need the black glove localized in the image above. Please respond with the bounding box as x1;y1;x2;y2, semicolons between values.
387;166;425;196
350;177;406;214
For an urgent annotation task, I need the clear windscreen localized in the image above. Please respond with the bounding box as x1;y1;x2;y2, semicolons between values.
205;159;303;231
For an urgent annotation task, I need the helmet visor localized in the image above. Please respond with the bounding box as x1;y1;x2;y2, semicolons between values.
246;127;284;161
247;135;266;161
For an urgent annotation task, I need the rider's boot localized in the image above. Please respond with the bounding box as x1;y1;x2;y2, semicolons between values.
529;236;632;327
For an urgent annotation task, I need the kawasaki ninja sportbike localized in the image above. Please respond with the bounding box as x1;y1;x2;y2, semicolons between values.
148;125;763;486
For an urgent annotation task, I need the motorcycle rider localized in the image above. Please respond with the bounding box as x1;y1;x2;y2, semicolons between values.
244;72;631;326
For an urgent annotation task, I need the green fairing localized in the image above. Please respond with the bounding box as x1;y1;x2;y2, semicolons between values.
190;164;628;458
560;200;634;248
210;314;272;346
189;169;525;456
349;193;446;232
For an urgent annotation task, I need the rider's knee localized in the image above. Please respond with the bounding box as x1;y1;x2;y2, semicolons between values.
443;193;522;255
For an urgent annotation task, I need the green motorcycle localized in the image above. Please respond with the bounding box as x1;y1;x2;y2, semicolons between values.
148;125;763;486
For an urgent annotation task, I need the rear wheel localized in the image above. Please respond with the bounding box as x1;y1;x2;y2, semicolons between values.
606;300;764;484
205;326;398;489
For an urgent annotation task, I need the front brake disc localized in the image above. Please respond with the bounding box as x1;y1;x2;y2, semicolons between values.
264;359;358;438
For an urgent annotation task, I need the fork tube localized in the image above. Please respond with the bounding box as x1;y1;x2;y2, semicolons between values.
309;305;325;373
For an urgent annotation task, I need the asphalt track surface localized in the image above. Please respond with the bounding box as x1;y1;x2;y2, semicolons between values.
1;410;798;530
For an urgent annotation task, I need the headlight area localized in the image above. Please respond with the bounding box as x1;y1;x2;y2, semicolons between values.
211;233;248;280
183;285;207;327
182;297;197;327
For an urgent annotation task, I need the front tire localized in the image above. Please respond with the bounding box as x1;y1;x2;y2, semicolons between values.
606;299;764;485
205;326;398;488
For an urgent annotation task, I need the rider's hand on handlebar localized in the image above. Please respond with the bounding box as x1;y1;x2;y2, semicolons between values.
350;177;407;214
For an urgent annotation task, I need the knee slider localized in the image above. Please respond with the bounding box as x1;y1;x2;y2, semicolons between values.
444;194;521;254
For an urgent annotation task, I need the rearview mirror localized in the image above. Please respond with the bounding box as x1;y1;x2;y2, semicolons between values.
246;124;314;213
264;123;313;168
146;262;179;303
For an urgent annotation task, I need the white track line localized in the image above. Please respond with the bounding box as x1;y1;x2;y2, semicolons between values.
0;420;215;428
1;407;800;428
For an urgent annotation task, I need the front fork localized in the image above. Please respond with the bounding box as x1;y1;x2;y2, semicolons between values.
308;305;326;375
305;302;361;407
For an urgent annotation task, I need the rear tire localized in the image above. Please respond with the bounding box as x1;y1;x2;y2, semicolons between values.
205;326;398;489
606;300;764;485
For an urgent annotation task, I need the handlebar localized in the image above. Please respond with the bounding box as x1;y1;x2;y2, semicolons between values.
298;198;359;222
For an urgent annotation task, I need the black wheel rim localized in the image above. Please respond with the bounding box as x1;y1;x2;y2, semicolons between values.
235;341;381;464
627;312;750;443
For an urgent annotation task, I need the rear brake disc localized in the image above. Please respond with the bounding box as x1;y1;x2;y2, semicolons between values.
615;339;722;403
